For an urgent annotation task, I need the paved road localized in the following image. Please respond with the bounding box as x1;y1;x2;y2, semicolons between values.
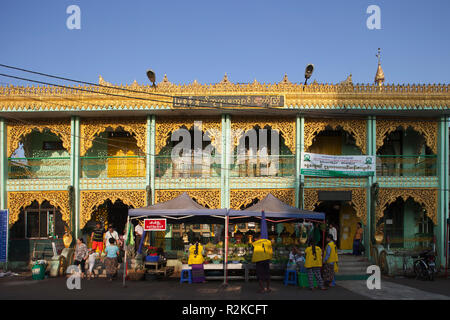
0;277;367;300
0;275;448;300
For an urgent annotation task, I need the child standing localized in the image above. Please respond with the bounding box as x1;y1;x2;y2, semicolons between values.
87;249;98;280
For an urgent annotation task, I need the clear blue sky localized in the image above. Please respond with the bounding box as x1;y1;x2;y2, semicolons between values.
0;0;449;86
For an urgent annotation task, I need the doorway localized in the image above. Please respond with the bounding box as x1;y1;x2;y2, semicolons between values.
315;201;359;250
84;199;130;241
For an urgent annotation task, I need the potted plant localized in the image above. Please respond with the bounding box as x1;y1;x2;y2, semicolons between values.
145;246;159;262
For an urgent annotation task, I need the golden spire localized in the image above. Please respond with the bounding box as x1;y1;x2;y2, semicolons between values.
375;48;385;86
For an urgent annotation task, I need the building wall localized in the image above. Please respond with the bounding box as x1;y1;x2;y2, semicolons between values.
2;115;447;267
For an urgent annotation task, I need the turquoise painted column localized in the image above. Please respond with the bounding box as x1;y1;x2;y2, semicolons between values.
295;115;303;208
147;115;155;205
221;114;231;208
70;116;80;238
0;118;7;210
366;116;376;260
220;115;227;208
437;116;449;267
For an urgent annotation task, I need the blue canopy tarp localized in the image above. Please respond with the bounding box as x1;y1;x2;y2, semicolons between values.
228;193;325;222
128;192;227;223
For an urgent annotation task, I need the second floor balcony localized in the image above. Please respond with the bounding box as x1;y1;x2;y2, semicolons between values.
7;154;438;181
376;155;437;177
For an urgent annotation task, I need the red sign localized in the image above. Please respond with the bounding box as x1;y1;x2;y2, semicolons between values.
144;219;167;231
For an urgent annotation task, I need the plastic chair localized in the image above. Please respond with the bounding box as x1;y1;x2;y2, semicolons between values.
180;269;192;284
284;269;297;286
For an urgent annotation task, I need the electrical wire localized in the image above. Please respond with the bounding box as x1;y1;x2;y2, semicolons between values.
0;63;448;120
0;64;282;109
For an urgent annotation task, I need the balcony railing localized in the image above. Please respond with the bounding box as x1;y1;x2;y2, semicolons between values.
230;155;295;177
81;156;146;178
8;157;71;179
376;155;437;177
155;155;221;178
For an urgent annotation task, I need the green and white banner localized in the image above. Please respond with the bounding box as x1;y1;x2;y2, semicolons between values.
300;152;375;177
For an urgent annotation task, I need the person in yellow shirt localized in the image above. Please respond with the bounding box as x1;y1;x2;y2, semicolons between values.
188;238;205;283
251;233;273;293
322;233;338;287
304;240;326;291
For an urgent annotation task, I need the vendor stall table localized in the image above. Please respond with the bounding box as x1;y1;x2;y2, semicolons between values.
181;263;285;281
145;260;174;277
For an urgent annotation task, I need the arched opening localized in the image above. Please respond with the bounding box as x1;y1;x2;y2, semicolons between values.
81;199;131;245
81;128;145;178
156;126;220;178
9;201;69;261
377;197;434;250
8;130;70;179
377;128;436;176
308;127;362;155
231;125;294;177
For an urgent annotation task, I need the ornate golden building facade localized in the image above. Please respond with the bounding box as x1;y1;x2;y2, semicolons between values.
0;72;449;266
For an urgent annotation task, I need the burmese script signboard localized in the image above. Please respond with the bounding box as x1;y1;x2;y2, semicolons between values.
301;152;376;177
144;219;167;231
173;95;285;108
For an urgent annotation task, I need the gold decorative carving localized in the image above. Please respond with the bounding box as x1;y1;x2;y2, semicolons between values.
304;119;367;154
7;191;70;226
154;189;220;209
229;189;295;210
7;120;71;157
80;118;147;156
79;190;146;229
231;117;296;154
155;118;222;155
376;119;438;154
376;188;437;224
0;83;448;112
303;188;367;225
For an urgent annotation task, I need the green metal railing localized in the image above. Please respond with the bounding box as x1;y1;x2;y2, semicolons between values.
155;155;221;178
8;157;71;179
230;155;295;177
376;155;437;176
81;155;146;178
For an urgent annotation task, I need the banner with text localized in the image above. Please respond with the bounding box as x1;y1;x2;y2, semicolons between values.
301;152;375;177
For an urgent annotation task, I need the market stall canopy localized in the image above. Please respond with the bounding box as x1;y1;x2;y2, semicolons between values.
228;193;325;222
128;192;227;223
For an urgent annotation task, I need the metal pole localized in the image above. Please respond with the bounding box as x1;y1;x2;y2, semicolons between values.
223;215;229;285
122;215;130;287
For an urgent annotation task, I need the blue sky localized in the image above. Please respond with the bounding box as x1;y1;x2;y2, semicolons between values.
0;0;449;86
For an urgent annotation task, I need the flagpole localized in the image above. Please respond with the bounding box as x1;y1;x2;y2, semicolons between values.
123;215;130;288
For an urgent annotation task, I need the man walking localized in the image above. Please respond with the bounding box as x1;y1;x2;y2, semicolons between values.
251;232;273;293
91;222;105;254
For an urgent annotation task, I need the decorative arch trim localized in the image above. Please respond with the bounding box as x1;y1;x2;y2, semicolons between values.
230;117;296;154
303;188;367;225
7;120;71;157
376;119;438;154
79;190;146;229
154;189;221;209
229;188;295;210
80;118;147;156
376;188;437;224
304;119;367;154
155;118;222;155
7;191;70;226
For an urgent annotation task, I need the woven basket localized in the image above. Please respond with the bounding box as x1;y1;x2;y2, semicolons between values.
127;270;145;281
